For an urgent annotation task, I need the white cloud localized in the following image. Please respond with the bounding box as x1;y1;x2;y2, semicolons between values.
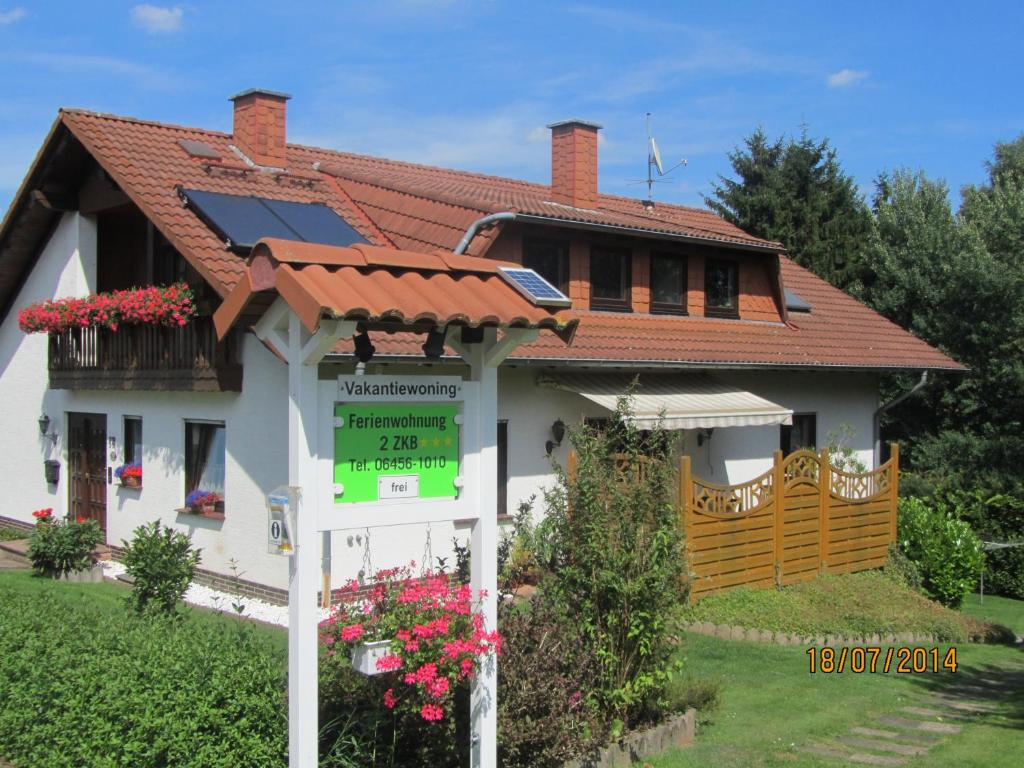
827;69;869;88
1;51;182;90
130;4;184;34
0;7;25;25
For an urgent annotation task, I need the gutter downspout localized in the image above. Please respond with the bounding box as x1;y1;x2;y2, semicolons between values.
454;212;517;254
873;371;928;467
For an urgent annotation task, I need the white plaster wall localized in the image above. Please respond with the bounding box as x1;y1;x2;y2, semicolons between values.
0;213;97;523
694;370;879;484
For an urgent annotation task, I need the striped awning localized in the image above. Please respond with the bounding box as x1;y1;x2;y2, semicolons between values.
543;372;793;430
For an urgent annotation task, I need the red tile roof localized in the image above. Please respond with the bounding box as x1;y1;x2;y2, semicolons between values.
213;239;576;342
336;257;962;370
3;108;960;371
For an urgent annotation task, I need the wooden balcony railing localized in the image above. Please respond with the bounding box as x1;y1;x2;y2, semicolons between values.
48;316;242;392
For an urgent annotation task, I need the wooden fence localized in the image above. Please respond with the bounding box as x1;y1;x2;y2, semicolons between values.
683;446;899;601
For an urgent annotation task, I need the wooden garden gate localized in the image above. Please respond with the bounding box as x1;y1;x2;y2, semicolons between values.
682;446;899;602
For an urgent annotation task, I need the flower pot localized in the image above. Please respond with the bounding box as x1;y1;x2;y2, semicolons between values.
351;640;392;676
121;476;141;489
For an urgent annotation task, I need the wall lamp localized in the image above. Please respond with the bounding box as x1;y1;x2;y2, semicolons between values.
697;427;714;446
545;418;566;456
38;412;58;443
422;328;447;360
353;331;376;363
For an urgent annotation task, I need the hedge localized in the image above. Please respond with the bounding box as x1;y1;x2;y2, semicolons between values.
0;584;287;767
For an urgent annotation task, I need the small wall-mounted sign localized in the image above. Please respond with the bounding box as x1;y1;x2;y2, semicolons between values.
266;486;296;556
378;474;419;499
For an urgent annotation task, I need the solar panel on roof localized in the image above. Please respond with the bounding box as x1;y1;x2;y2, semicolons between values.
178;188;368;252
260;198;366;248
498;267;572;308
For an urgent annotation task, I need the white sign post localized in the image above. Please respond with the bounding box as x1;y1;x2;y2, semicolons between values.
259;296;535;768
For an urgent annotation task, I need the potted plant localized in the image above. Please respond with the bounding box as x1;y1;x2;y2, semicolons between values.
114;463;142;488
185;490;222;517
320;565;501;723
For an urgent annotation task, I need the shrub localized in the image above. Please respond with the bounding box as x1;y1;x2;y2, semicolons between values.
897;497;983;608
497;592;605;768
543;395;686;727
0;584;286;767
122;521;201;614
25;509;102;576
883;543;923;592
948;490;1024;600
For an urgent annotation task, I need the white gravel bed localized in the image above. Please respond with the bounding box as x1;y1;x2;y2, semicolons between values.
99;560;330;627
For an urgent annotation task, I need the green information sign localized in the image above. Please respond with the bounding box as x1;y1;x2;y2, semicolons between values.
333;402;460;504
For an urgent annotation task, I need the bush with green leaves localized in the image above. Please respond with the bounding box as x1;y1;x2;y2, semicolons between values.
122;521;201;613
498;592;606;768
25;511;102;576
897;496;983;608
0;584;287;767
946;490;1024;600
542;395;686;727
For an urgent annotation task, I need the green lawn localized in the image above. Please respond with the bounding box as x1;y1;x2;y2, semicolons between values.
653;596;1024;768
961;592;1024;636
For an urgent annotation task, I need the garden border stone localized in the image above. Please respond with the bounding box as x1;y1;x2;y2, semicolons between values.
562;708;696;768
679;621;940;647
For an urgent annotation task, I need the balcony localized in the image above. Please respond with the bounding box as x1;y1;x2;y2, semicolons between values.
48;316;242;392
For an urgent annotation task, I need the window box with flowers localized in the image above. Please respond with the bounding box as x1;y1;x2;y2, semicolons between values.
182;490;224;521
114;463;142;489
319;565;501;724
18;283;196;334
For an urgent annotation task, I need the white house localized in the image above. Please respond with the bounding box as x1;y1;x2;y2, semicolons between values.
0;91;961;599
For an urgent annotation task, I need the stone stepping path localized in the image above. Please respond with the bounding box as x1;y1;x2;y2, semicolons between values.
789;659;1022;765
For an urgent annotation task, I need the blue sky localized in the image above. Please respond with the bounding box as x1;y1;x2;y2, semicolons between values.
1;1;1021;216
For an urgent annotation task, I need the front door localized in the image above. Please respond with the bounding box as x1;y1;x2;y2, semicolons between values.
68;412;107;531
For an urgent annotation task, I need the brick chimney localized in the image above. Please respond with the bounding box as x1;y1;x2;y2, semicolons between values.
230;88;291;168
547;119;602;209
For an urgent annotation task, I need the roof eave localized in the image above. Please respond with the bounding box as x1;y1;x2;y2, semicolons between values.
512;214;784;254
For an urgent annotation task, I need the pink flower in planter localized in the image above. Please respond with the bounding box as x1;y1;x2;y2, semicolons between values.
375;654;403;672
339;624;364;642
420;703;444;722
383;688;398;710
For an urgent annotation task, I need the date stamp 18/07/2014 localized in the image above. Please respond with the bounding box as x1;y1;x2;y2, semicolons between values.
807;646;958;674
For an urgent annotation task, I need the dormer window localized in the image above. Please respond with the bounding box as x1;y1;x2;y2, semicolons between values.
705;258;739;318
590;246;632;311
650;252;687;315
522;237;569;294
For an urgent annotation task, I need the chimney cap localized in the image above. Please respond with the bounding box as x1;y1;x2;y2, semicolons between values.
229;88;292;102
546;118;603;131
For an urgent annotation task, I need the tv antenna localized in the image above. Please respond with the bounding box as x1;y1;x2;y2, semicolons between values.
629;113;687;208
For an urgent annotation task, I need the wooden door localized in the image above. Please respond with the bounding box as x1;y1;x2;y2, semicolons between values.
68;412;107;531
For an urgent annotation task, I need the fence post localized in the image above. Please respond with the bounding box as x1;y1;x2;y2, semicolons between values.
889;443;900;543
818;448;830;573
773;449;785;587
680;455;693;603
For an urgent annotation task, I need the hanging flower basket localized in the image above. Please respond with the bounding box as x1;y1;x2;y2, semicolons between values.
320;565;501;723
351;640;394;676
18;283;196;334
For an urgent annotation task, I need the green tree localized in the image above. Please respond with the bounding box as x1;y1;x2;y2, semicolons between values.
705;127;874;290
864;167;1024;491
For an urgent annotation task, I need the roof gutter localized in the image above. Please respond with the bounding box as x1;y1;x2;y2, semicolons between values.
512;213;783;254
454;212;517;254
873;371;929;468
